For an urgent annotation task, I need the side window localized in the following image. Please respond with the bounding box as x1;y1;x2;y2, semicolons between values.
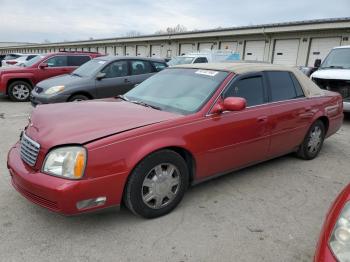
68;56;91;66
193;57;208;63
290;73;305;98
27;55;36;60
45;56;68;67
152;62;167;72
225;76;265;107
266;71;301;102
130;60;153;75
101;60;128;78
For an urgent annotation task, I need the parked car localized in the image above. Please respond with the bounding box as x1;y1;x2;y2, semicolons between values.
0;51;102;102
30;56;167;106
167;50;238;66
1;54;40;68
310;45;350;112
314;182;350;261
1;53;24;66
7;63;343;218
0;54;6;67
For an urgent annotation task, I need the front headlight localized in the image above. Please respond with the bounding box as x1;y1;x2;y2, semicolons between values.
44;85;65;95
329;201;350;261
43;146;87;179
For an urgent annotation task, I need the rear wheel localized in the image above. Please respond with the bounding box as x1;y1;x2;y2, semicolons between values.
123;150;189;218
68;94;89;102
8;81;32;102
297;120;325;160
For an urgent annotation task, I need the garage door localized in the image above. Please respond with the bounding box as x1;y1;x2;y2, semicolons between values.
106;46;114;55
125;46;135;56
307;37;341;66
115;46;124;56
244;40;265;61
151;45;162;57
199;42;214;52
220;41;238;52
273;39;300;66
136;45;148;57
90;47;98;52
180;43;195;55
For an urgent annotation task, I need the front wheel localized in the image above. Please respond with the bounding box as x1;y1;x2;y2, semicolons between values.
123;150;189;218
8;81;32;102
297;120;325;160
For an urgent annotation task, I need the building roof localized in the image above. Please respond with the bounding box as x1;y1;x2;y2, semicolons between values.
1;17;349;49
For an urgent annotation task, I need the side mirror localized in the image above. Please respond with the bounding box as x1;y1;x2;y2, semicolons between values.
96;72;106;80
39;63;48;69
314;59;321;68
211;97;247;114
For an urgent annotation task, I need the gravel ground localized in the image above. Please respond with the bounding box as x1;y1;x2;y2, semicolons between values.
0;95;349;262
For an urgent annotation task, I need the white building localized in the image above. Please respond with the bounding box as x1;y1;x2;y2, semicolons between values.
1;17;349;67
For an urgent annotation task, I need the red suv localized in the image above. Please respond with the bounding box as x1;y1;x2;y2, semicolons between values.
0;51;102;102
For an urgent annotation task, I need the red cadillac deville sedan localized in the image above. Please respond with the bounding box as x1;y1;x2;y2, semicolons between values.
315;183;350;261
7;63;343;218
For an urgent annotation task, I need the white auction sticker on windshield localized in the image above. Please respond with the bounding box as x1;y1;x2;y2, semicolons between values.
195;70;219;76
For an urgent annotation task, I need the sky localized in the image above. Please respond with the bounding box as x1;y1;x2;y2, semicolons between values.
0;0;349;43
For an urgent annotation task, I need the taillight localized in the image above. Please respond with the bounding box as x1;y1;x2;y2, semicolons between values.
6;61;17;65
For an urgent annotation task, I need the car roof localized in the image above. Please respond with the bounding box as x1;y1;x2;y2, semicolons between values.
95;55;166;63
333;45;350;49
174;62;324;98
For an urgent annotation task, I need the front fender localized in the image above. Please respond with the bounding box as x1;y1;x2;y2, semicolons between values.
1;73;34;93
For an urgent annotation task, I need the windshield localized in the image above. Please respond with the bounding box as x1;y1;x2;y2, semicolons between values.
167;57;195;66
72;59;107;77
320;48;350;69
124;68;228;115
23;55;45;67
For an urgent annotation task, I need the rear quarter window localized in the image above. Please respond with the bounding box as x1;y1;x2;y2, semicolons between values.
152;62;167;72
68;56;91;66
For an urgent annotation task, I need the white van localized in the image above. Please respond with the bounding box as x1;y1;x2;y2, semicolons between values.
311;45;350;112
167;50;240;66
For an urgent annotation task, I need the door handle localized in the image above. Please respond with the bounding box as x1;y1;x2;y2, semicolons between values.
124;78;131;83
257;116;268;122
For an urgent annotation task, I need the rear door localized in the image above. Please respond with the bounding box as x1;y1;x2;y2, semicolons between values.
265;71;313;157
95;60;131;98
127;60;156;88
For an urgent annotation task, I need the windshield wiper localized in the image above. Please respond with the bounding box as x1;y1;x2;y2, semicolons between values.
130;100;162;110
117;95;130;101
71;73;81;77
117;95;161;110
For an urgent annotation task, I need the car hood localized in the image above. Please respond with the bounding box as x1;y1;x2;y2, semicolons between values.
25;99;181;149
311;69;350;81
37;74;87;89
0;66;30;74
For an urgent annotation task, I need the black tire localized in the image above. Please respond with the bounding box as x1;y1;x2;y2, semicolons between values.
68;94;89;102
123;150;189;218
297;120;325;160
8;81;32;102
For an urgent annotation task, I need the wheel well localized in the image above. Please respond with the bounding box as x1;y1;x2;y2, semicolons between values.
67;91;93;101
166;146;196;184
317;116;329;134
6;79;33;94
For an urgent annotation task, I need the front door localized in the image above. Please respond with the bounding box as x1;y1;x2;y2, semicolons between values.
95;60;132;98
198;73;271;179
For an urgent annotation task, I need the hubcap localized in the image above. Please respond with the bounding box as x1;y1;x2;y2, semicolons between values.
308;126;322;153
141;163;180;209
12;84;30;100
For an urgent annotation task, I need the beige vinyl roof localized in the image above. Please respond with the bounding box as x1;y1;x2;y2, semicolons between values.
174;62;324;97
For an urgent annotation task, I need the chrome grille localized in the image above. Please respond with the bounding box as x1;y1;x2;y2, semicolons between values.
20;133;40;166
